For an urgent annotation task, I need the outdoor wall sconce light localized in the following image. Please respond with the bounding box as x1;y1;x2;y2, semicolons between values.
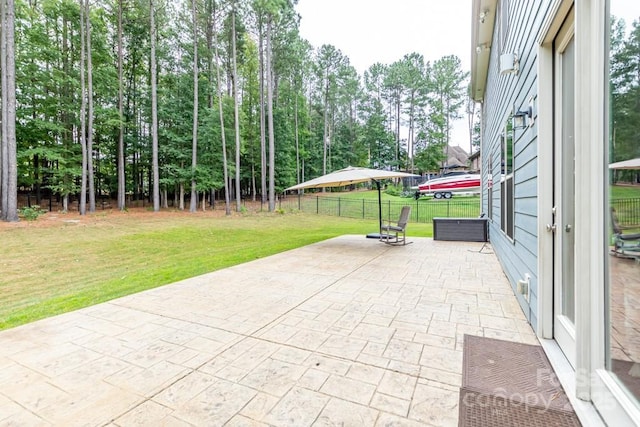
500;52;519;75
513;105;533;129
479;9;489;24
475;43;489;54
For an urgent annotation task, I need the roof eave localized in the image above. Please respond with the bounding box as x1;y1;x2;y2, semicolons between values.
470;0;498;102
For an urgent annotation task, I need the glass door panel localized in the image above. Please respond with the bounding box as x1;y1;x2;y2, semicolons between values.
607;0;640;404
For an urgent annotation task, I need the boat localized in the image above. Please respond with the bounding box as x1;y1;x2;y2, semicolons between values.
415;171;481;199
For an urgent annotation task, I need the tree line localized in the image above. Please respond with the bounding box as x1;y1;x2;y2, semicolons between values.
0;0;469;221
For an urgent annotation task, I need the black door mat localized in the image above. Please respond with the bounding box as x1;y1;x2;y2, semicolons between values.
458;335;581;427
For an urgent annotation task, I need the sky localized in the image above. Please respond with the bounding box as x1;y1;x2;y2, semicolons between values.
612;0;640;29
295;0;474;151
295;0;640;153
295;0;473;76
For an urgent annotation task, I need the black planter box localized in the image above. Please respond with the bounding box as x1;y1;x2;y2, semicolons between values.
433;217;488;242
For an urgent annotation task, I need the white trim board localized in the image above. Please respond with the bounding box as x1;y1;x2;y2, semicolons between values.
539;339;605;426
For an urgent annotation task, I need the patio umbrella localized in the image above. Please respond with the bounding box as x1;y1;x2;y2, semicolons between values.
285;166;420;238
609;157;640;169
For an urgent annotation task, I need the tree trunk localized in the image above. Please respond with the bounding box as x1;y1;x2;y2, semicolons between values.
294;77;300;184
86;0;95;212
34;154;40;204
79;0;87;216
231;8;241;212
117;0;125;210
150;0;159;211
266;18;275;212
189;0;198;213
179;180;184;210
212;4;230;215
0;0;17;222
322;77;329;176
395;97;400;167
445;97;450;163
258;17;267;205
206;0;214;109
62;15;74;211
408;94;415;172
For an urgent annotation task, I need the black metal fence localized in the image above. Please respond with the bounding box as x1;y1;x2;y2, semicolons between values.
278;194;482;224
17;193;134;212
15;190;640;228
277;195;640;227
611;198;640;227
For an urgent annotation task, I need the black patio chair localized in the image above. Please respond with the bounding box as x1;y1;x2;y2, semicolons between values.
610;207;640;259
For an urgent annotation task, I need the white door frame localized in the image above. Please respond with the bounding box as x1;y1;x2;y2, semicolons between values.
552;10;577;368
538;0;596;398
537;0;573;343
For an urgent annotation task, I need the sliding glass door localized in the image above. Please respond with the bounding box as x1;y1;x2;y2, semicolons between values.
607;0;640;407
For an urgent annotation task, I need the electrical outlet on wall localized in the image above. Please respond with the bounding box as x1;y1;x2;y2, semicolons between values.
517;274;531;303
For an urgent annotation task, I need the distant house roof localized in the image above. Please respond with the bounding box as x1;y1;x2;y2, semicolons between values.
448;145;470;163
471;0;498;101
443;145;470;169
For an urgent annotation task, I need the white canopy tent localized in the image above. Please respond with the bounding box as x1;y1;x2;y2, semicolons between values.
609;158;640;169
286;166;419;238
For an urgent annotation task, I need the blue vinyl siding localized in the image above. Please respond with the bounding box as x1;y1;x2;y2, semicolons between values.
480;0;553;330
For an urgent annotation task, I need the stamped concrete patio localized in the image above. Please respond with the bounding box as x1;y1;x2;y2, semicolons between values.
0;235;538;426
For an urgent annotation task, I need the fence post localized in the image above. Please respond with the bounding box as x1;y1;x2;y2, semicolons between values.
316;196;319;214
338;198;341;217
362;199;365;219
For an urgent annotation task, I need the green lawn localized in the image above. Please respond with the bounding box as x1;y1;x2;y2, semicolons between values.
611;184;640;199
5;185;636;331
0;210;433;330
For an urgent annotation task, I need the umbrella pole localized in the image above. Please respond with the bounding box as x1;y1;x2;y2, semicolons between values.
376;180;382;230
366;179;384;239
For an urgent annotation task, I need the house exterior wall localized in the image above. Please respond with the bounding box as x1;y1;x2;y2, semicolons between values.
473;0;640;424
480;0;553;332
468;151;481;171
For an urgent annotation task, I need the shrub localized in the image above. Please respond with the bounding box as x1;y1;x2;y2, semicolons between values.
18;205;47;221
383;185;401;197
